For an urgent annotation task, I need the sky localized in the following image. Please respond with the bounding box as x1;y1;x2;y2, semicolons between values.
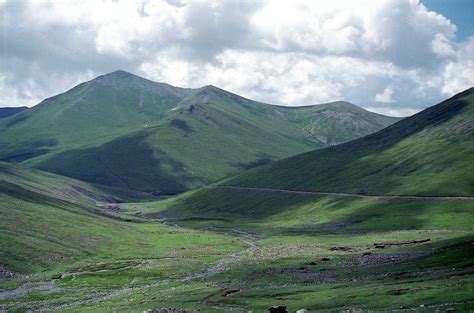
0;0;473;116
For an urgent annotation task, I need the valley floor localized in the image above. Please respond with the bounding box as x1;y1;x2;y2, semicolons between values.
2;188;474;312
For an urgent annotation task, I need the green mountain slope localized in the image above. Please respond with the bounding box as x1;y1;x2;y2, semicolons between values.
0;162;239;275
111;89;474;311
0;71;190;162
222;87;474;196
1;88;473;312
0;71;399;195
0;161;124;273
144;88;474;231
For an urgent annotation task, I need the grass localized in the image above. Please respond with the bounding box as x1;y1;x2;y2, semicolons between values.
1;163;473;311
137;188;474;235
0;163;244;311
1;89;473;311
62;231;474;312
94;179;474;312
82;88;473;311
0;71;398;195
223;88;474;196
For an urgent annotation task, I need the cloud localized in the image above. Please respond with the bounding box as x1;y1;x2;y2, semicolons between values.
0;0;473;116
440;37;474;95
375;86;395;104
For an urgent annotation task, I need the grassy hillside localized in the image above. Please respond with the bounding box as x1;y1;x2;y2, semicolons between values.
2;86;473;311
0;163;239;273
2;164;473;312
0;162;245;311
221;87;474;196
101;89;474;311
0;71;189;162
141;88;474;229
0;71;399;195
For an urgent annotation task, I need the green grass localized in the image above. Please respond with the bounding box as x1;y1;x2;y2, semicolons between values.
2;163;473;311
0;71;399;195
223;87;474;196
0;163;244;311
85;88;473;311
137;188;474;236
2;88;473;311
67;233;474;312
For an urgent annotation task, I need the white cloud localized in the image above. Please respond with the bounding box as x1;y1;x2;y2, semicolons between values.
431;33;456;57
0;0;473;117
364;106;420;117
375;86;395;104
440;38;474;95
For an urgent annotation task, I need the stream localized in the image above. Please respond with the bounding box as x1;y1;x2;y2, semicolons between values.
0;225;257;311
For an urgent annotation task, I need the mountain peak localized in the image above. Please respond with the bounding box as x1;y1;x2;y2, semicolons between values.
97;70;138;81
88;70;143;87
86;70;191;98
111;69;131;75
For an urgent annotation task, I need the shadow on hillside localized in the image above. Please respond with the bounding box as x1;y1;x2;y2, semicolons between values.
346;90;472;152
226;92;473;197
144;188;471;234
273;197;471;236
0;180;74;209
232;156;273;170
34;129;199;197
0;138;57;163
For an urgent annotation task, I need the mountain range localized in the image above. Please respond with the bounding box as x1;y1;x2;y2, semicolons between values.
0;70;399;196
1;73;473;311
223;87;474;196
142;87;474;227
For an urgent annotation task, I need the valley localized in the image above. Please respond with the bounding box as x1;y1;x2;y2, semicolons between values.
2;183;472;311
0;77;473;312
2;0;474;311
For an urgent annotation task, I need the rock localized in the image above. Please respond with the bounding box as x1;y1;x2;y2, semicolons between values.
268;305;288;313
146;309;192;313
296;310;308;313
187;104;196;114
373;239;431;247
328;246;352;252
0;267;14;279
387;289;409;296
221;289;240;297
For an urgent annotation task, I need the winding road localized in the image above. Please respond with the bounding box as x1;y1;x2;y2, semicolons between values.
208;185;474;201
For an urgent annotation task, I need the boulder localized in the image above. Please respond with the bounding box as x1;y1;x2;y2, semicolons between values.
268;305;288;313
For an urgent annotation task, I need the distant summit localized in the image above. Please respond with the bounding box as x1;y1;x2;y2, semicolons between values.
0;106;28;119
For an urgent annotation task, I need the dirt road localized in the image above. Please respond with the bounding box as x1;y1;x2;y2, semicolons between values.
209;185;474;201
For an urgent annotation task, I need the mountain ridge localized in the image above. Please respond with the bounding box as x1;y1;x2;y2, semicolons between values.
221;87;474;196
145;87;474;229
0;71;401;196
0;106;28;119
